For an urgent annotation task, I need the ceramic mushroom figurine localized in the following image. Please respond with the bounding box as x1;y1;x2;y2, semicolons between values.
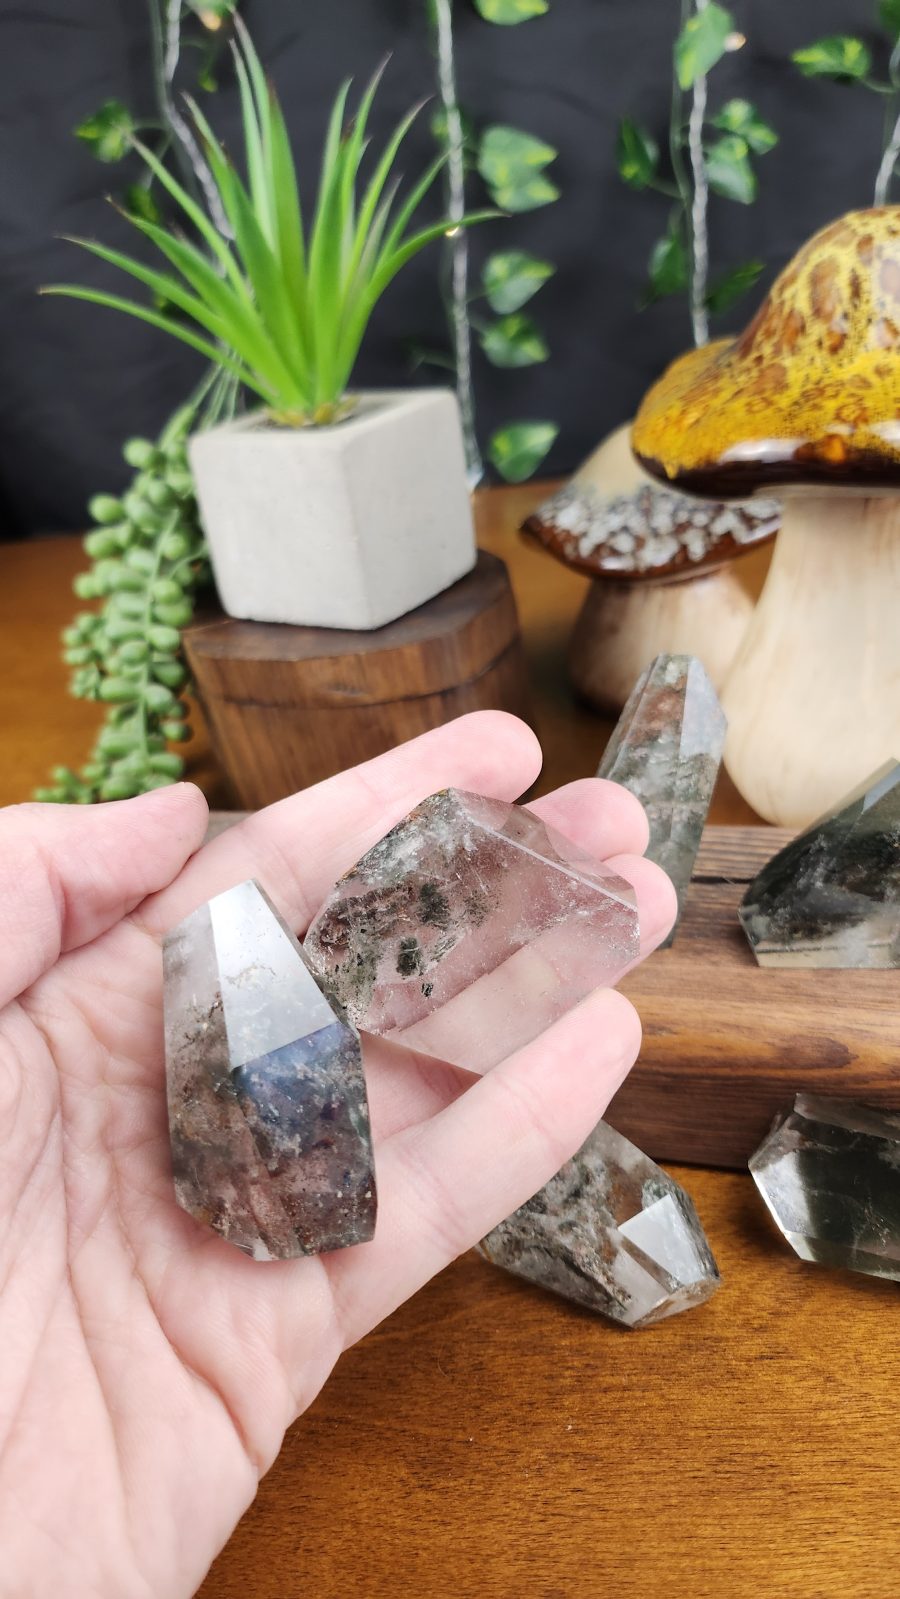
632;207;900;829
523;422;779;714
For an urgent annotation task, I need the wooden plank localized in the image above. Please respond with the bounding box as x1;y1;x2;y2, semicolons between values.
612;828;900;1168
693;822;794;880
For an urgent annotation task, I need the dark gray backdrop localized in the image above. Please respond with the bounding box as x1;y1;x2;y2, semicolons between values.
0;0;886;534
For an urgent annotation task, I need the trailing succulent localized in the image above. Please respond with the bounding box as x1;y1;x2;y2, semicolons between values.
35;406;208;803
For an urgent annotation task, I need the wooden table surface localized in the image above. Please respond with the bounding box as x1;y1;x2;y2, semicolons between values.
3;490;897;1598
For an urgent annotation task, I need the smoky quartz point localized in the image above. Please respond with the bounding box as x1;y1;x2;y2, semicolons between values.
750;1094;900;1280
304;789;639;1074
597;653;726;939
480;1121;720;1328
163;879;376;1259
740;761;900;968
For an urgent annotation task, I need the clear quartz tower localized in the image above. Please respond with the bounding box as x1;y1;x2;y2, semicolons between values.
597;653;726;938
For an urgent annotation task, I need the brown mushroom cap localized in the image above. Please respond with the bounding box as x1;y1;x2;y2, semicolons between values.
522;423;779;584
632;207;900;498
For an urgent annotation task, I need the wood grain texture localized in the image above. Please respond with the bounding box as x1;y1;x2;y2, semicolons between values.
198;1172;900;1599
14;490;891;1599
183;551;530;805
612;825;900;1168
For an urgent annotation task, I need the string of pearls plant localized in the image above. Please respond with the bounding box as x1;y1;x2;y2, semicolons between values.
35;403;211;803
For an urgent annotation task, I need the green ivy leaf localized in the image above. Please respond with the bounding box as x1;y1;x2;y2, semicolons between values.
431;105;479;160
473;0;548;21
480;313;549;367
674;2;734;90
711;99;778;154
616;118;660;189
74;99;135;163
122;184;162;223
478;125;559;211
705;258;765;313
482;249;554;313
488;421;558;482
706;135;756;204
880;0;900;38
792;36;872;81
186;0;236;21
646;228;688;301
404;340;457;374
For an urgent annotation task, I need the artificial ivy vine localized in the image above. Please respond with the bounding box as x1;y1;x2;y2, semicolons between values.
793;2;900;203
427;0;560;482
618;0;777;345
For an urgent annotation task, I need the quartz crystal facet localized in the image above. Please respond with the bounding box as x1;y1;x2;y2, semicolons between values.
740;761;900;968
750;1094;900;1280
164;879;376;1259
480;1121;720;1328
597;653;726;938
304;789;639;1074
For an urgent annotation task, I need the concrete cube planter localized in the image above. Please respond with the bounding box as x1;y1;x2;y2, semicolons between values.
188;389;477;629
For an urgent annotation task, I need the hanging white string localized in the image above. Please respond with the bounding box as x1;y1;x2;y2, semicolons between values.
432;0;482;485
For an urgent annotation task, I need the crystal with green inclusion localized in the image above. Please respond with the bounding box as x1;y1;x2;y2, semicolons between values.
740;761;900;968
304;788;639;1075
597;653;726;940
480;1121;720;1328
751;1095;900;1280
164;880;375;1260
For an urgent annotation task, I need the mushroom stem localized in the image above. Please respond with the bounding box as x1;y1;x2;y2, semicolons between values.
721;495;900;828
569;564;754;716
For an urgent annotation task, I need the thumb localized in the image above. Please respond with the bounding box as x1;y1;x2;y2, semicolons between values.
0;783;208;1007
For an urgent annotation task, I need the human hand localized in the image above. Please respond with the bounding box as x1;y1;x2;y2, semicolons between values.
0;713;675;1598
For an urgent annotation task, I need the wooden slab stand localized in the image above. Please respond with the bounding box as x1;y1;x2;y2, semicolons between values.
610;825;900;1169
184;551;530;809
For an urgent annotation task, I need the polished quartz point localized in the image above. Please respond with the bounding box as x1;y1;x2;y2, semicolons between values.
740;761;900;968
750;1094;900;1280
163;879;376;1260
597;653;726;940
480;1121;720;1328
304;789;639;1074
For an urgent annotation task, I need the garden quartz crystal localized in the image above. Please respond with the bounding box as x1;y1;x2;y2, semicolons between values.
304;788;639;1074
164;880;375;1260
739;761;900;968
480;1120;720;1328
597;653;726;940
750;1095;900;1281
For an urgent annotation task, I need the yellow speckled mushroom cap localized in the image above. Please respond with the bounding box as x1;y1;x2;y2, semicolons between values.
632;207;900;498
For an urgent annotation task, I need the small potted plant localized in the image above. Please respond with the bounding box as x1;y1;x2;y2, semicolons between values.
47;25;493;630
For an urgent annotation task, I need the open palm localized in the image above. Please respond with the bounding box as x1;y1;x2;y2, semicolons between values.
0;713;674;1598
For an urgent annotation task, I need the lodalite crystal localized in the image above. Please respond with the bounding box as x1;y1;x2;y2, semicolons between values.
597;653;726;940
163;879;376;1259
740;760;900;968
480;1121;720;1328
304;789;639;1074
750;1094;900;1280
